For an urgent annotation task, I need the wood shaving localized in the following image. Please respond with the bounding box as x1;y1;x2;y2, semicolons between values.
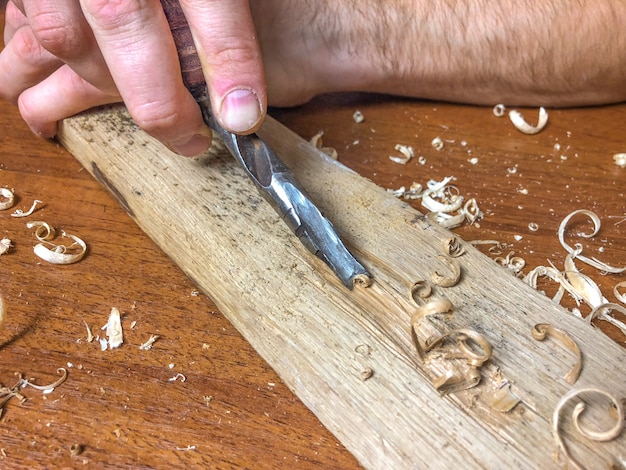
0;238;12;255
0;188;15;211
83;321;94;343
443;237;465;258
104;307;124;349
1;368;68;417
352;110;364;124
11;199;43;218
431;137;444;151
410;298;454;359
613;153;626;168
33;230;87;265
389;144;414;165
462;198;483;225
508;107;548;134
531;323;582;384
139;334;160;350
495;251;526;275
308;130;338;160
563;251;606;308
26;221;55;242
558;210;626;273
69;444;83;456
421;177;463;213
431;255;461;287
614;281;626;305
486;383;521;413
424;329;492;395
408;280;432;305
552;387;624;469
492;104;507;117
168;373;186;383
587;303;626;339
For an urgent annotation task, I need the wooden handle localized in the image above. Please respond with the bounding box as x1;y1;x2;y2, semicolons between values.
160;0;207;98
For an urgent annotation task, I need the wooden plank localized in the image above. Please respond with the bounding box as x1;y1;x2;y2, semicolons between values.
57;106;626;469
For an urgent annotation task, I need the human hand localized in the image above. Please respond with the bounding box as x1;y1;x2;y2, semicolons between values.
0;0;267;156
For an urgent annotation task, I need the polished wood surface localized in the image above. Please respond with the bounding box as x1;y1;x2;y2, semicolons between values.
1;9;625;468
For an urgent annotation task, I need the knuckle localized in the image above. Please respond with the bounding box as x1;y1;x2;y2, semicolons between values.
11;27;44;58
130;100;184;138
29;14;85;58
85;1;146;33
208;41;261;72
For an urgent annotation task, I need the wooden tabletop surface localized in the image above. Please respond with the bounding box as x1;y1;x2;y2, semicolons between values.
1;9;625;468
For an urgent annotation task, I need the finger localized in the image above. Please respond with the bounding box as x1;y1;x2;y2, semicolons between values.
79;0;212;155
4;2;29;43
22;0;117;95
17;65;118;138
180;0;267;134
0;25;63;103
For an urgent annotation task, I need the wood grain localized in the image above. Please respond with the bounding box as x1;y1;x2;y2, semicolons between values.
55;104;626;469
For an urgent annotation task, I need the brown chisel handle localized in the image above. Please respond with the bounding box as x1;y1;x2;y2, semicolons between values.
160;0;208;100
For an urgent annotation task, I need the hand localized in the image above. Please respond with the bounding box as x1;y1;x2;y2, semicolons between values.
0;0;267;156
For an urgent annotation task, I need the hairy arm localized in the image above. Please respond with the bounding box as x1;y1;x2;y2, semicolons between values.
255;0;626;107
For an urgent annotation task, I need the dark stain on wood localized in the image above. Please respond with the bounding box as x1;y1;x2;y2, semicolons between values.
91;161;135;218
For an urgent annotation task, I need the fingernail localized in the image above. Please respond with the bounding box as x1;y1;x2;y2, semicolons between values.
169;134;212;157
220;89;262;133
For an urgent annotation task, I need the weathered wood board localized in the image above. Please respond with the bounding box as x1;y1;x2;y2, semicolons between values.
58;106;625;469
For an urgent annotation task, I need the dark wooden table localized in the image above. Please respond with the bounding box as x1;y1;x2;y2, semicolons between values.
1;9;625;468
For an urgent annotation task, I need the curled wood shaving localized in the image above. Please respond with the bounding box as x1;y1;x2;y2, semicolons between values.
1;368;68;418
18;368;68;391
431;255;461;287
428;211;465;229
553;387;624;469
443;237;465;258
492;104;507;117
525;264;587;306
408;280;432;305
431;137;444;151
26;221;56;242
11;199;43;218
614;281;626;305
421;177;463;213
558;210;626;274
531;323;582;384
389;144;414;165
410;298;454;359
508;107;548;134
587;303;626;339
462;198;483;225
33;231;87;265
563;252;606;308
425;329;493;368
425;329;492;395
0;188;15;211
495;251;526;275
613;153;626;168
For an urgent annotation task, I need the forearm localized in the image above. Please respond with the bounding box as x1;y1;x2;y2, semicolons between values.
256;0;626;107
